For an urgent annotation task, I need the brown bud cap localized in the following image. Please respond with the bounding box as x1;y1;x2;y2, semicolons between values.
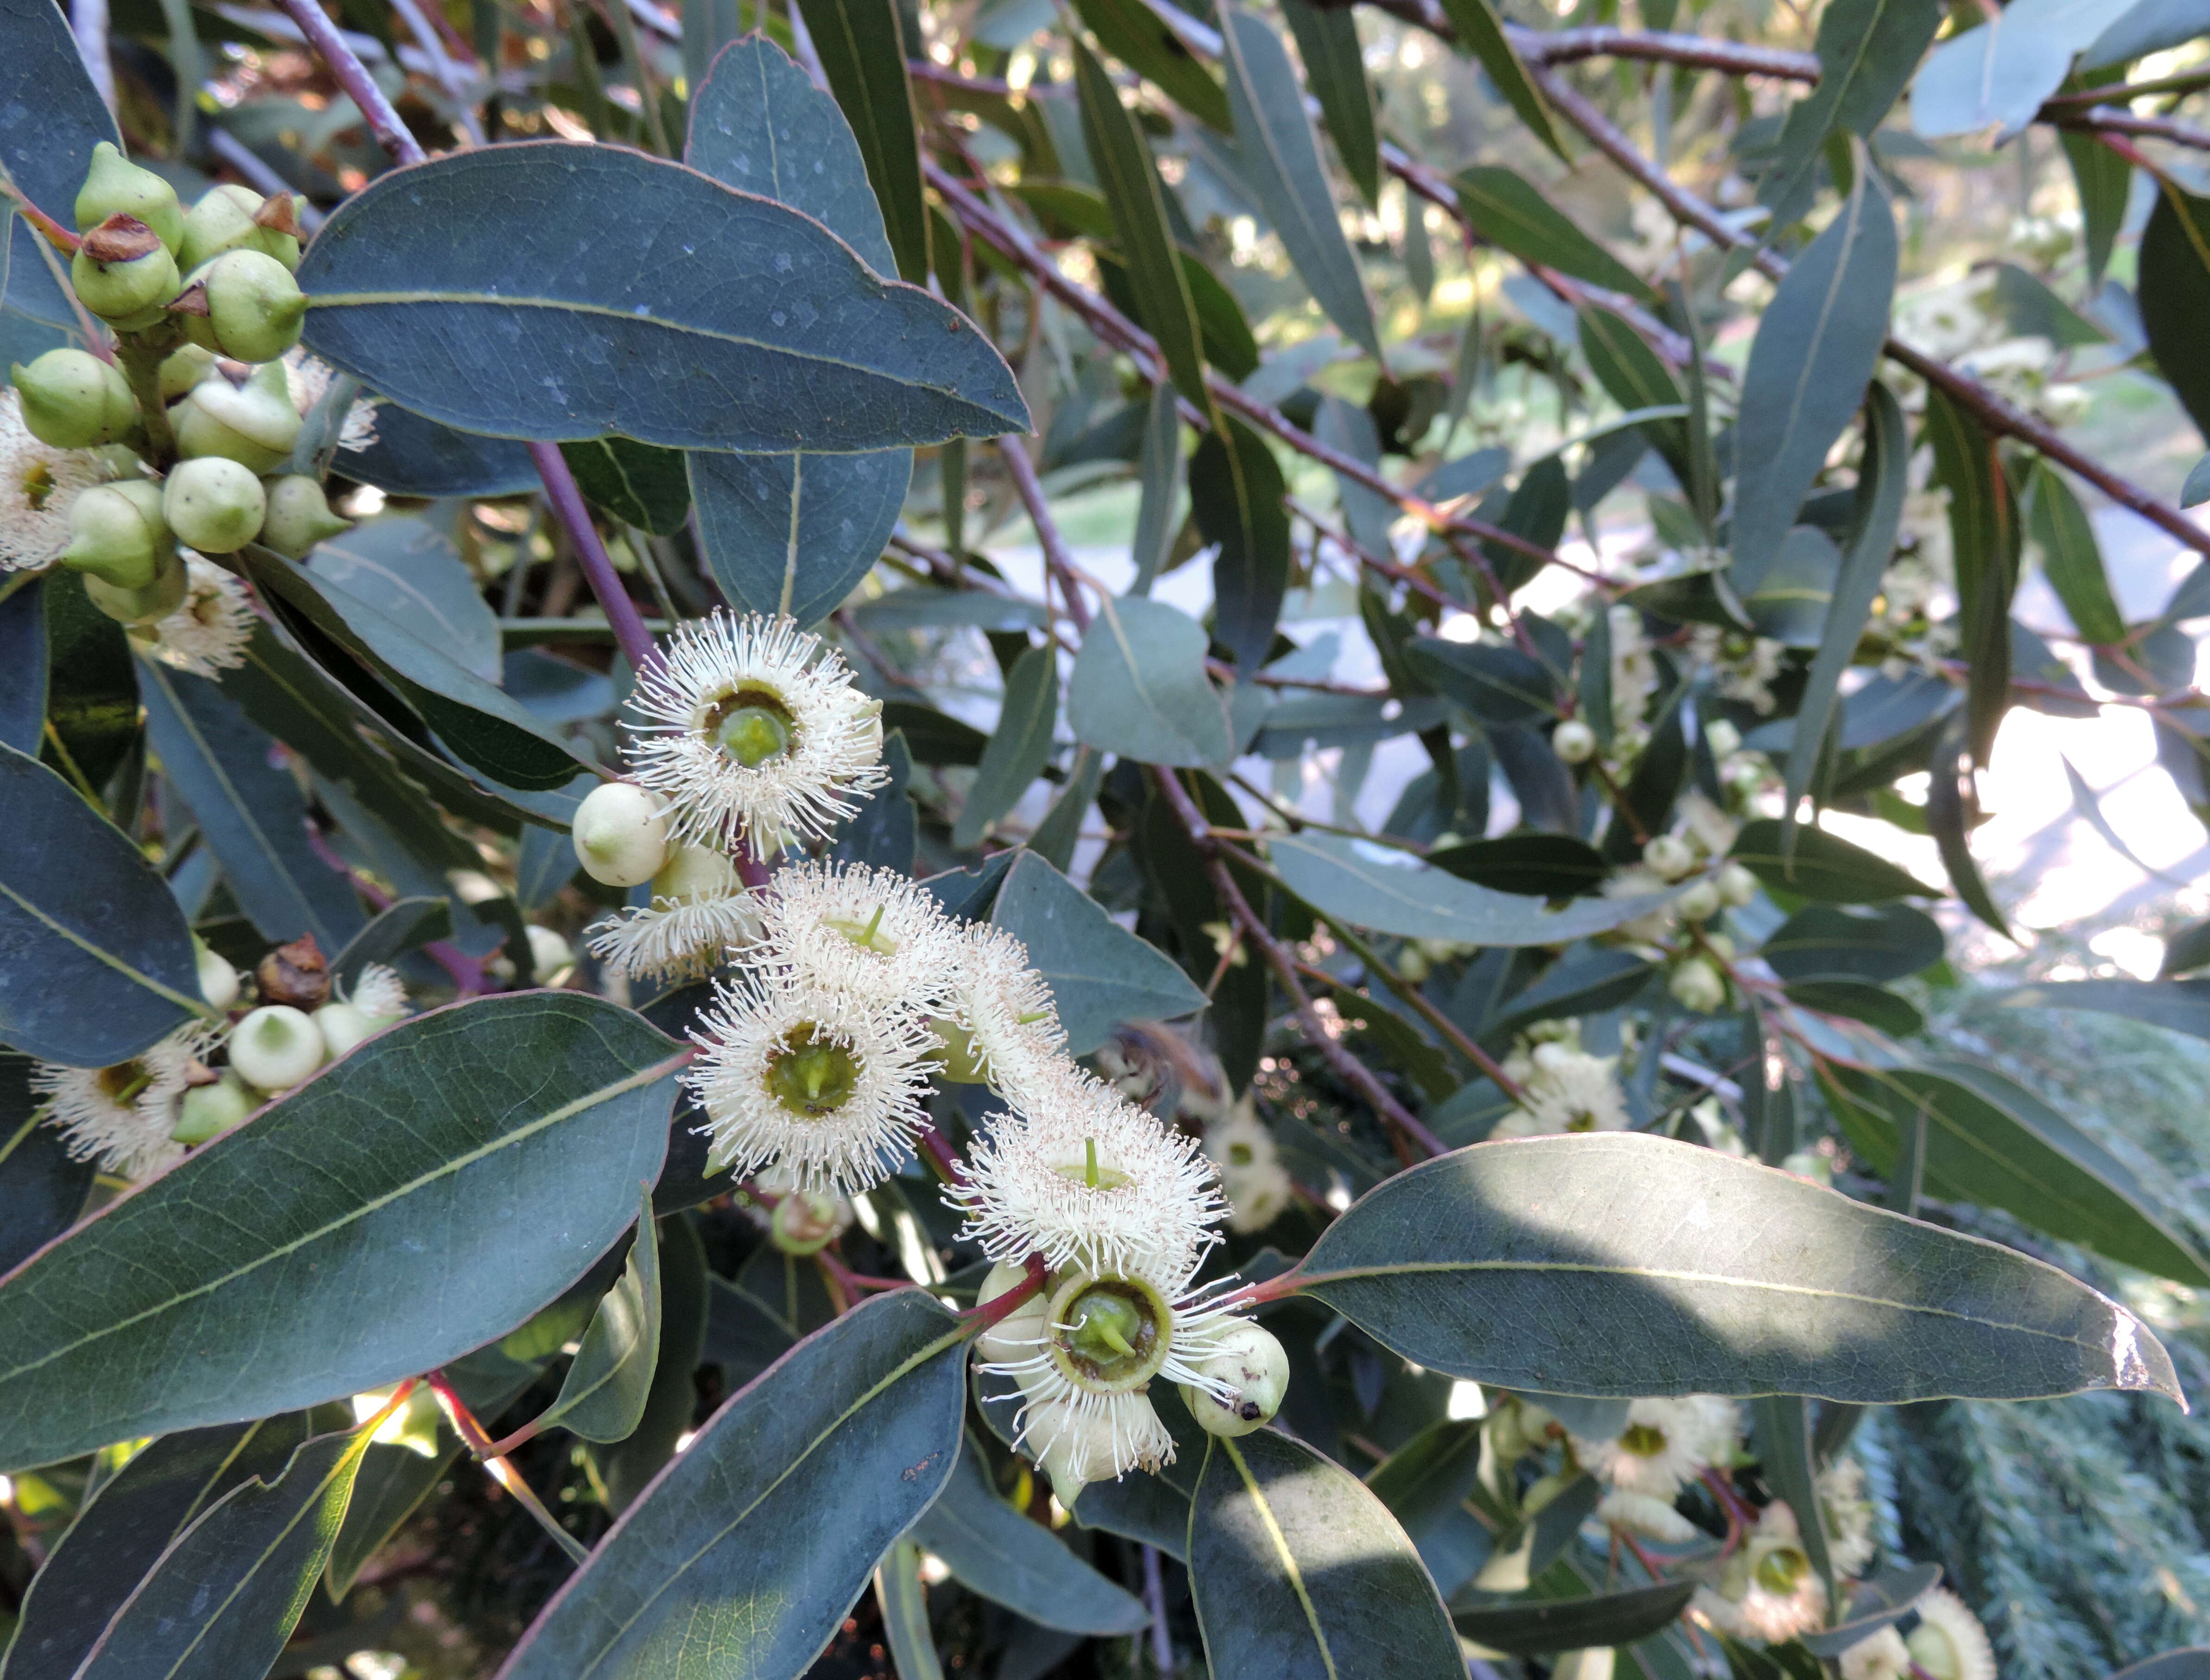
82;214;163;264
168;280;211;318
252;194;302;238
255;934;330;1009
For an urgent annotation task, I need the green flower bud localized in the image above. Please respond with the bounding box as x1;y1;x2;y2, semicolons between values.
162;456;265;554
60;480;166;588
171;361;301;473
178;250;307;363
70;216;180;327
12;348;134;447
157;342;216;401
178;184;301;274
83;547;188;624
1552;718;1598;765
171;1073;255;1145
228;1003;327;1093
74;142;184;254
259;474;350;558
1178;1321;1289;1438
572;780;671;887
194;936;241;1010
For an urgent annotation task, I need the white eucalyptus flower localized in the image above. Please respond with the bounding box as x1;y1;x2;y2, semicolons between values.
586;843;761;982
622;611;885;851
686;970;934;1197
1573;1396;1738;1497
743;858;962;1013
0;388;105;571
133;554;253;676
1907;1589;1997;1680
33;1022;220;1180
948;1071;1226;1280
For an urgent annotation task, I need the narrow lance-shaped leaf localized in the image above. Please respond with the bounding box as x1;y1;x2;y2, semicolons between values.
1218;4;1381;361
1786;382;1907;831
1073;33;1207;406
73;1423;378;1680
297;144;1025;451
1731;143;1896;595
497;1289;967;1680
0;994;682;1471
790;0;927;282
0;741;210;1068
1189;1428;1464;1680
1293;1133;2181;1403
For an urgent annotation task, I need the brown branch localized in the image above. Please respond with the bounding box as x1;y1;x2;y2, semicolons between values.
1148;768;1448;1158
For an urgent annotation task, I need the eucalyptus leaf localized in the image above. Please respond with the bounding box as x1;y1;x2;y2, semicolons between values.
497;1289;967;1680
1189;1428;1463;1680
1295;1133;2181;1403
1067;593;1232;767
0;741;209;1068
991;850;1206;1054
0;994;682;1470
298;144;1024;450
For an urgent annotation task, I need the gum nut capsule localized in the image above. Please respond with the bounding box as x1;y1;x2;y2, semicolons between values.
1667;956;1727;1014
525;924;574;983
171;1073;255;1145
571;781;671;887
178;183;272;274
259;474;350;558
13;348;134;448
1552;718;1598;765
83;547;187;624
228;1003;327;1092
158;342;216;400
172;362;301;472
75;142;184;254
70;216;181;327
195;938;241;1010
60;482;164;587
191;249;308;363
1178;1321;1289;1438
163;456;266;553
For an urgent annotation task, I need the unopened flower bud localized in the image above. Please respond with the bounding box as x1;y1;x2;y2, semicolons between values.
1178;1321;1289;1438
259;474;350;558
195;937;241;1010
159;342;216;400
313;1000;400;1059
1643;834;1696;881
178;183;301;274
70;215;181;328
1552;718;1598;765
75;142;184;254
83;548;188;624
13;348;135;447
1668;956;1727;1014
255;933;330;1008
163;455;265;553
172;359;300;472
572;780;672;887
178;249;306;363
171;1072;255;1144
61;480;166;588
228;1003;327;1092
526;924;574;984
1716;862;1759;908
1674;878;1722;923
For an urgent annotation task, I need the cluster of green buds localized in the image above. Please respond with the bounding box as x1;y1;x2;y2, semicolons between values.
7;145;347;625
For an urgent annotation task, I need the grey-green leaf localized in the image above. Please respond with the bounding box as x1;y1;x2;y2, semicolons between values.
954;644;1059;849
0;741;209;1068
1067;594;1233;767
1296;1133;2180;1403
308;515;502;684
496;1288;967;1680
992;850;1206;1054
1730;152;1896;595
912;1444;1151;1635
0;994;682;1471
1190;1429;1463;1680
1270;830;1674;947
540;1186;662;1443
297;144;1024;451
1219;4;1380;361
138;659;367;955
